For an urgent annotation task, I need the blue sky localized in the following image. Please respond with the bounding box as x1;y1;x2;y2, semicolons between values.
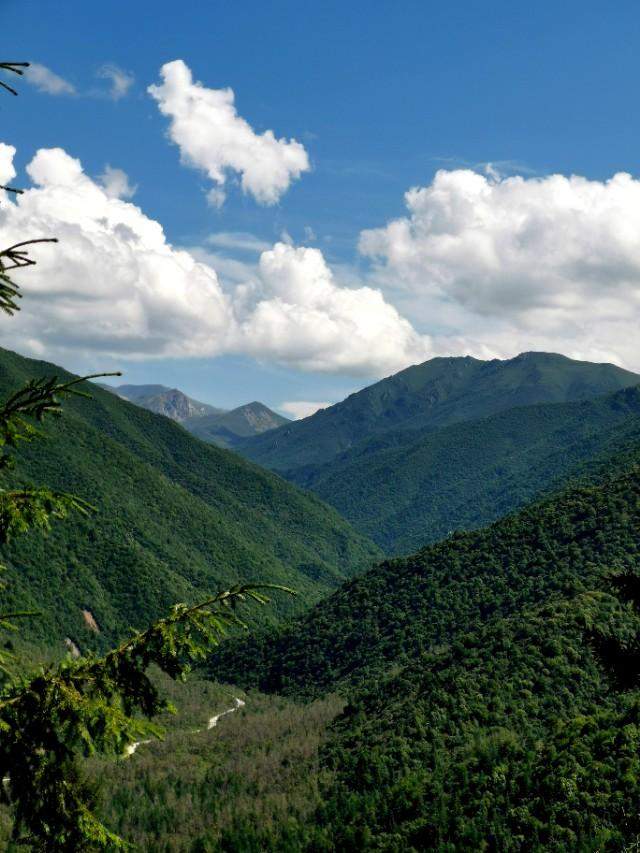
3;0;640;415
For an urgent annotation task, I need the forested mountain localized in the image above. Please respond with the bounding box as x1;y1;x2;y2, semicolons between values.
211;457;640;697
199;451;640;849
0;347;378;652
299;385;640;553
183;402;289;448
237;351;640;473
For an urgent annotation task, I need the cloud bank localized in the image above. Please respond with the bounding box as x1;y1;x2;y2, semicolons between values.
148;60;310;207
0;145;429;375
360;168;640;367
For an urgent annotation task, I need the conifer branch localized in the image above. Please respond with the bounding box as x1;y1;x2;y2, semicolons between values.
0;62;29;96
0;583;293;848
0;238;59;315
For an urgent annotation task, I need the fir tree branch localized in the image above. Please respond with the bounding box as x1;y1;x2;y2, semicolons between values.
0;61;29;96
0;583;293;848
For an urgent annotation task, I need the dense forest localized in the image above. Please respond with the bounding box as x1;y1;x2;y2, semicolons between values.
31;444;640;850
297;385;640;553
0;346;379;651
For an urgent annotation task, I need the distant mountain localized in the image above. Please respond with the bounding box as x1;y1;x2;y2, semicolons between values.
106;384;288;448
0;348;378;651
293;385;640;553
184;402;290;448
107;384;223;422
237;352;640;473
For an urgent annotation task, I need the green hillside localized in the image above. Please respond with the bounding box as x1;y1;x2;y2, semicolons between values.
300;385;640;553
211;456;640;699
200;451;640;849
237;351;640;473
0;347;379;652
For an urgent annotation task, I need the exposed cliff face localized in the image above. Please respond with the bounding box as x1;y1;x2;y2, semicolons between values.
109;385;222;422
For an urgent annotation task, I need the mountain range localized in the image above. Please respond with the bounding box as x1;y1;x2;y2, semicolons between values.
105;383;289;448
7;343;640;849
236;351;640;552
238;351;640;470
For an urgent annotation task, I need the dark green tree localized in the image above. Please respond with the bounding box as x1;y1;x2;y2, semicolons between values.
0;61;291;850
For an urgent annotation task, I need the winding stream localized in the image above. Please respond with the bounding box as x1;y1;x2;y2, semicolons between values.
125;696;246;757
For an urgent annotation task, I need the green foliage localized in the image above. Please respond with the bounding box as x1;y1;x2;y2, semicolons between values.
85;680;343;853
207;458;640;849
0;62;298;850
212;461;640;698
314;592;640;851
0;347;378;650
0;584;291;849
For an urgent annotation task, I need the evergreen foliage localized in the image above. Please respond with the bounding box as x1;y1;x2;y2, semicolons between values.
202;455;640;849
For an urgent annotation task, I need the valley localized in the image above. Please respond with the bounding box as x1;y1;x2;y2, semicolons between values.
5;344;640;850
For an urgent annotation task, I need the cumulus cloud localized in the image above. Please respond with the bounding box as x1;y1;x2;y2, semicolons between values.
237;243;432;374
0;146;233;360
148;60;310;207
280;400;332;419
97;64;134;100
0;144;431;376
98;165;137;199
360;168;640;368
27;63;75;96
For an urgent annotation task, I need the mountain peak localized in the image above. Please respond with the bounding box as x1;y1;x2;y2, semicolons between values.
237;351;640;472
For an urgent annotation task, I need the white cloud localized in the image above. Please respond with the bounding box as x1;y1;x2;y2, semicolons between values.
97;64;134;100
206;231;270;253
98;165;137;199
238;243;432;374
359;168;640;369
0;144;431;377
148;60;310;206
27;63;75;96
280;400;332;419
0;146;234;361
0;143;17;187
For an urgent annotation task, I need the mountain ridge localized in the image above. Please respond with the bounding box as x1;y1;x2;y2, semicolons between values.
106;383;289;447
236;351;640;473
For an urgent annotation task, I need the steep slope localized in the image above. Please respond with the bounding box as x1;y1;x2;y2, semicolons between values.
237;351;640;473
183;402;289;448
315;589;640;851
204;441;640;849
212;458;640;698
299;385;640;553
0;348;379;651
